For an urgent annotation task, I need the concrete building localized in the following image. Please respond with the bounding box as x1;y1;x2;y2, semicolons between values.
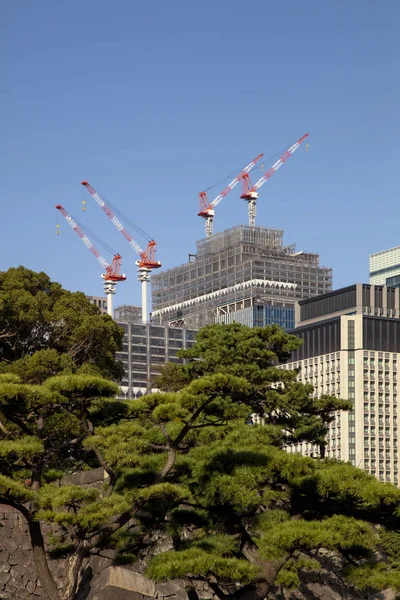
114;305;142;324
152;225;332;330
86;295;107;314
116;323;197;399
282;283;400;485
370;246;400;287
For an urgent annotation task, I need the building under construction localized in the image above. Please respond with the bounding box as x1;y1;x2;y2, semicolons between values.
151;225;332;330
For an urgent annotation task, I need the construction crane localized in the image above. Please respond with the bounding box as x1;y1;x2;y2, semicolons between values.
81;181;161;324
240;133;309;227
198;153;264;238
55;204;126;317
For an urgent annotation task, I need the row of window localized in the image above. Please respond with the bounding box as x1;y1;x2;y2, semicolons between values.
364;356;397;368
364;381;396;390
364;447;398;456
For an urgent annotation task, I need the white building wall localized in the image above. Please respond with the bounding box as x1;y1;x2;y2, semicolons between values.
283;314;399;485
370;246;400;285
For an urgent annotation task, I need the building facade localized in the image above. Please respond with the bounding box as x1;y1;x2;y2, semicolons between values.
86;295;107;315
282;284;400;485
370;246;400;286
116;323;197;399
152;225;332;330
114;305;142;324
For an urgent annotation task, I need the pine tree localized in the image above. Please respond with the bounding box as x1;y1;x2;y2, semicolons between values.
3;317;400;599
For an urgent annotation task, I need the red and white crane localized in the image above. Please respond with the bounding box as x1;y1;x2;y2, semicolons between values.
198;153;264;238
81;181;161;324
55;204;126;317
240;133;309;227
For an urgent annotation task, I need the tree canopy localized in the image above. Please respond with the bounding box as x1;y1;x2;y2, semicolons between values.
2;318;400;600
0;266;123;381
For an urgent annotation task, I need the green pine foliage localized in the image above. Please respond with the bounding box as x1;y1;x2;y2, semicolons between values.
3;305;400;599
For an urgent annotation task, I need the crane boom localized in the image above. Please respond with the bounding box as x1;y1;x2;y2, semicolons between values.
56;204;109;270
81;181;161;269
198;153;263;217
244;133;309;195
55;204;126;282
240;133;309;227
81;181;143;255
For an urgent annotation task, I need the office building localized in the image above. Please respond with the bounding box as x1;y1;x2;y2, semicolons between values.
116;323;197;399
282;284;400;485
370;246;400;287
152;225;332;330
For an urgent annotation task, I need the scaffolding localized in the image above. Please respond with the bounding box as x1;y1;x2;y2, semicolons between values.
114;305;142;324
151;225;332;329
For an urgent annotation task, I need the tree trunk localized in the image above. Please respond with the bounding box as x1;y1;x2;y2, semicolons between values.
160;447;177;479
63;546;88;600
28;518;62;600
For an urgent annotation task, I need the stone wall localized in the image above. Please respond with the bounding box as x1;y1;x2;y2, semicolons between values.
0;468;398;600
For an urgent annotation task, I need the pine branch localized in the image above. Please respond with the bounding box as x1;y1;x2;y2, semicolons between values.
82;418;117;487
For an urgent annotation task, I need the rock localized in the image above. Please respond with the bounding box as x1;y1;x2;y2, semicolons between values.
93;567;156;600
368;590;398;600
0;572;11;589
26;579;37;594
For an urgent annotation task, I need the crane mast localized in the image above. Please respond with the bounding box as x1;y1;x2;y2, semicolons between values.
81;181;161;323
240;133;309;227
198;153;263;238
55;204;126;317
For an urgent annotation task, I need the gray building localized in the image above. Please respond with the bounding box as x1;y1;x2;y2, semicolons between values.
114;305;142;324
152;225;332;330
283;283;400;485
86;295;107;314
116;323;197;399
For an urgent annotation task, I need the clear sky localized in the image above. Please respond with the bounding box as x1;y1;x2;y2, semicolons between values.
1;0;399;308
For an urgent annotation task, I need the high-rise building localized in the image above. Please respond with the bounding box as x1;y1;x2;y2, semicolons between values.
282;283;400;485
370;246;400;287
151;225;332;330
116;323;197;399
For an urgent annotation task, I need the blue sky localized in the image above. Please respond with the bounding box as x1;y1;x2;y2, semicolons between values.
1;1;399;308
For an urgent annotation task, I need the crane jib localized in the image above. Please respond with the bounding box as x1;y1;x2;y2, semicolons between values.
288;142;300;154
111;216;124;231
93;194;106;208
